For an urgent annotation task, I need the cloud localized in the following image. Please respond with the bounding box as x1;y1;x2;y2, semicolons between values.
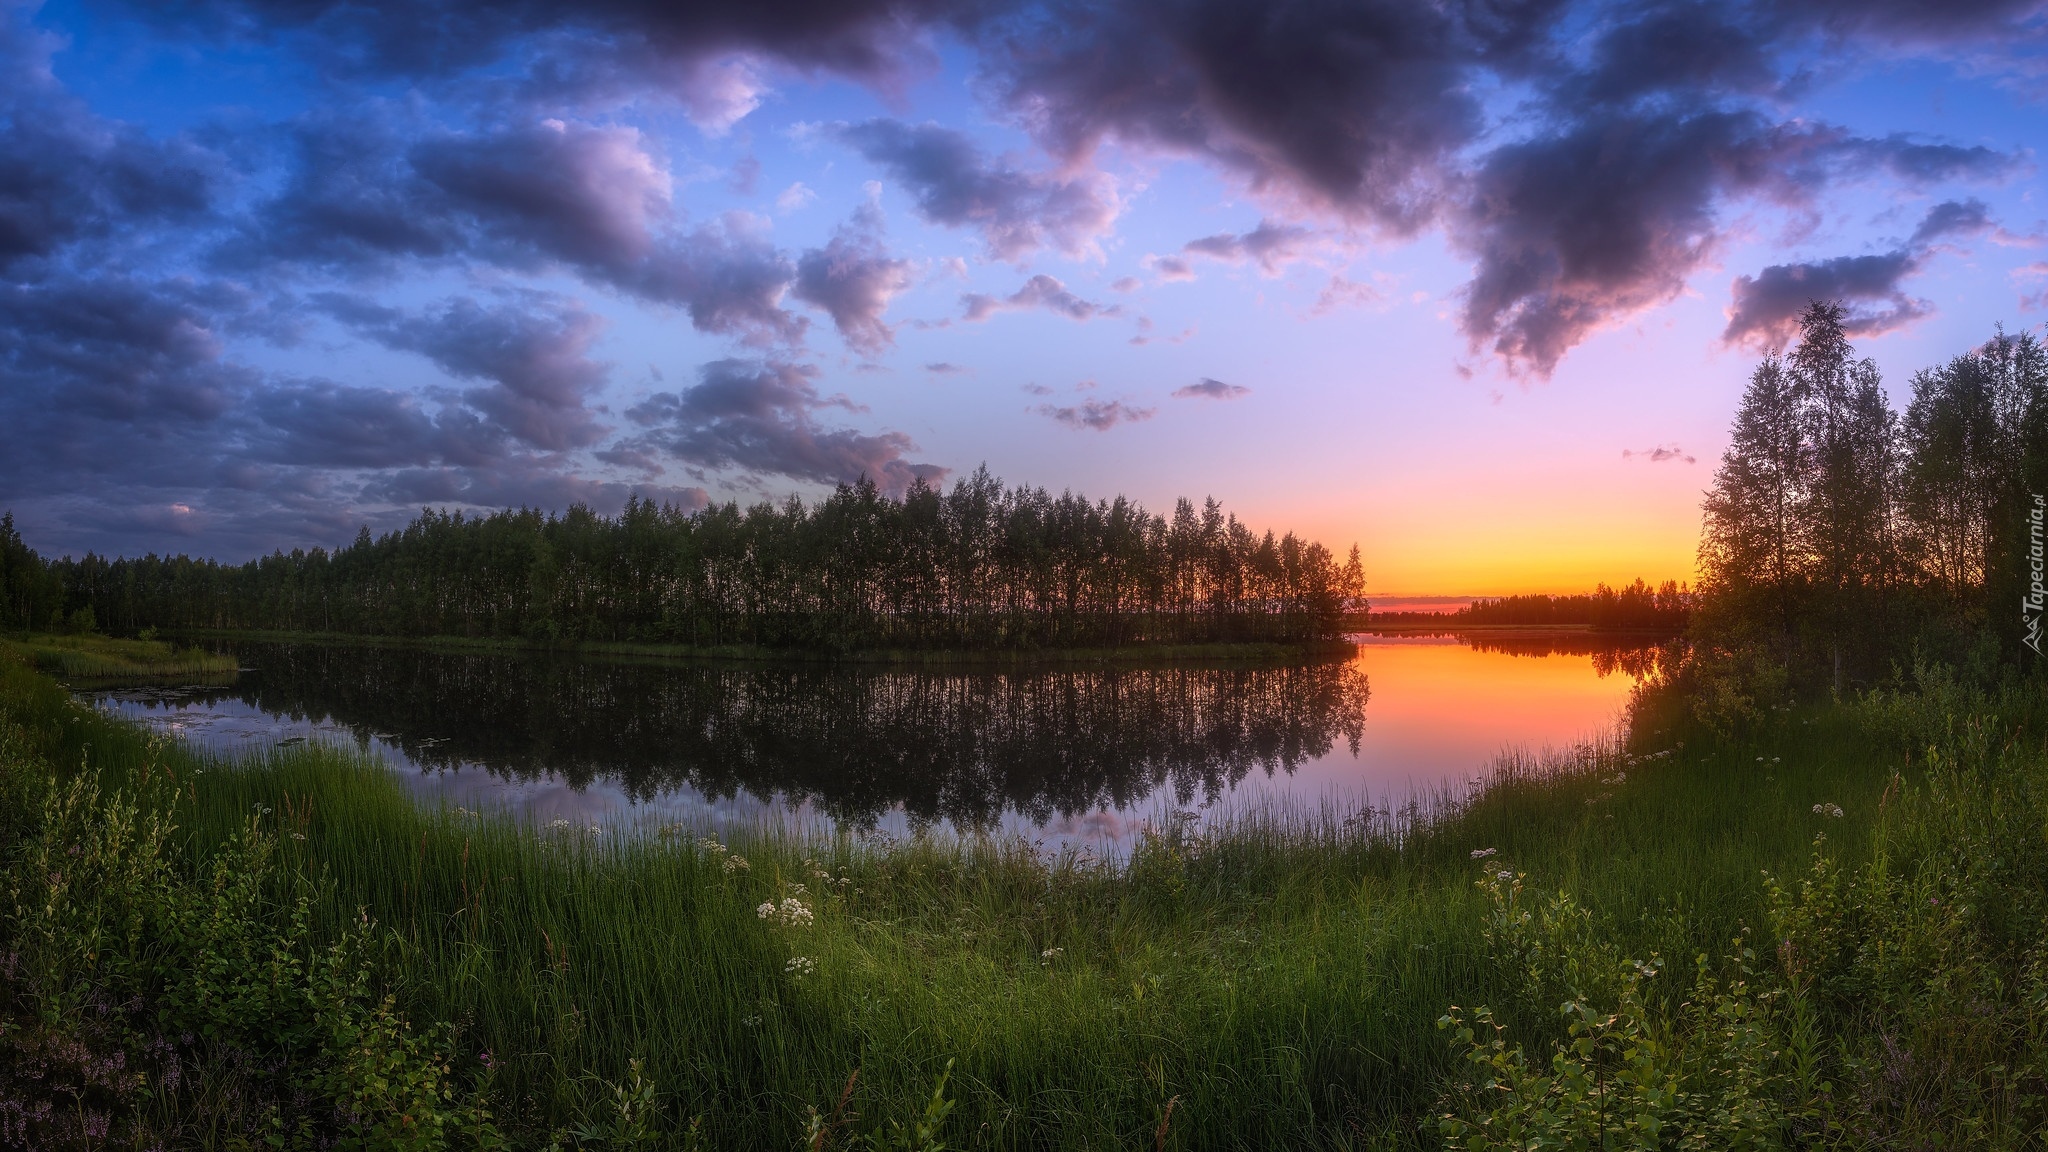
1147;255;1195;282
1622;443;1696;464
1181;220;1316;275
1909;197;1995;246
1722;200;1993;349
791;204;914;354
1723;252;1930;350
409;118;674;267
962;274;1114;322
242;113;809;345
108;0;955;90
1173;378;1249;400
326;293;613;451
1311;274;1386;315
924;361;967;374
835;119;1121;260
618;358;945;491
0;14;214;270
1035;398;1156;430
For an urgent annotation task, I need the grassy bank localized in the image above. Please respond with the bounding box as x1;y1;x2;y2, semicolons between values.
3;652;2045;1148
174;628;1358;668
0;631;239;684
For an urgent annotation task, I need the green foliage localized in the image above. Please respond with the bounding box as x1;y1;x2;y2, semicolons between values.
0;631;238;683
0;719;505;1150
14;471;1367;651
1437;871;1798;1150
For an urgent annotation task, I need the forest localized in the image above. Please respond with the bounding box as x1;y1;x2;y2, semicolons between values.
1446;580;1691;630
0;470;1366;653
1692;303;2048;696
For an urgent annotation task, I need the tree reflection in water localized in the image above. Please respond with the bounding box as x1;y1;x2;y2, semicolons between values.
194;643;1372;830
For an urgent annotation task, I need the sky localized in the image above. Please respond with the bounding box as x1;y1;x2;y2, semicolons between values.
1;0;2044;594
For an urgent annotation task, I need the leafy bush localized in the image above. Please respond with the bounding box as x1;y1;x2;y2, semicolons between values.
0;726;505;1150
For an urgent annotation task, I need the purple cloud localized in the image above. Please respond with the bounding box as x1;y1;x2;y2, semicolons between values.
1036;398;1156;431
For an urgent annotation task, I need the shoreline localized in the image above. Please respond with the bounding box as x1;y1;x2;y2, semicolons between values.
171;627;1361;668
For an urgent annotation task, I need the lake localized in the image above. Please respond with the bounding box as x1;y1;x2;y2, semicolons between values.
85;632;1665;844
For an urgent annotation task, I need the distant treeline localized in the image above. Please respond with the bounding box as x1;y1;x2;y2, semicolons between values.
1694;302;2048;693
1360;579;1691;630
1;470;1367;652
1451;579;1690;630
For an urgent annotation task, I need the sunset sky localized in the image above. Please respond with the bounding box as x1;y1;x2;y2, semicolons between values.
3;0;2045;593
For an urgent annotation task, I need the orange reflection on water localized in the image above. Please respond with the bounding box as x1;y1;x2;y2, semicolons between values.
1279;633;1646;800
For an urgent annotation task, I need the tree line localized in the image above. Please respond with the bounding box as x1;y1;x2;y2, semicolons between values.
1450;580;1691;630
1695;301;2048;693
4;469;1368;652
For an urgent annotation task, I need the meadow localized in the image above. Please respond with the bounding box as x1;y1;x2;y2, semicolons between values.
3;646;2046;1149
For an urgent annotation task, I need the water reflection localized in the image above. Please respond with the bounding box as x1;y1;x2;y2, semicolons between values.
87;633;1660;840
103;643;1368;828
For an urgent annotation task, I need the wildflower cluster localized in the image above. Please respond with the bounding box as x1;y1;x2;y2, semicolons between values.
757;896;814;928
1811;802;1844;818
784;956;817;981
697;837;751;873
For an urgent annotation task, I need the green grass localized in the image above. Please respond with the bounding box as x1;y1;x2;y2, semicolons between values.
4;646;2044;1148
0;631;239;683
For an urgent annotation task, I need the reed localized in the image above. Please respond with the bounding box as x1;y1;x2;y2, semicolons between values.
7;649;2037;1148
1;631;238;683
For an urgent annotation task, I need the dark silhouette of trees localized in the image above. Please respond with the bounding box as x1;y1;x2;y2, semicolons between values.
1444;581;1690;630
1697;303;2048;688
18;470;1367;652
0;513;65;633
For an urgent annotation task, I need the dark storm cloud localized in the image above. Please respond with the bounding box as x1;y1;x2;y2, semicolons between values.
0;276;248;427
620;358;945;490
1455;111;1825;375
1173;378;1249;400
1448;112;2012;375
409;119;673;267
961;274;1111;322
362;466;710;516
326;294;613;451
1724;253;1928;350
247;380;455;470
1560;4;1779;106
0;16;214;270
791;204;914;354
105;0;968;87
834;119;1119;260
1035;398;1155;431
1722;200;1997;349
974;0;1521;229
241;114;808;344
1910;197;1995;245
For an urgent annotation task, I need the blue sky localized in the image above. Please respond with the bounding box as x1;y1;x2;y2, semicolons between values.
3;0;2045;591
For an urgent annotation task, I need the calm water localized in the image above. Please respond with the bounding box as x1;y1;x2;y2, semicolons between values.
85;633;1661;843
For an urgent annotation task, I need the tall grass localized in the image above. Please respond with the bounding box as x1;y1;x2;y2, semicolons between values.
1;632;238;683
0;646;1941;1149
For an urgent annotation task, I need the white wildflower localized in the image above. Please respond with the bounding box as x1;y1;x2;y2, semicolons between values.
1496;870;1514;882
723;854;750;874
1470;848;1497;859
698;837;727;855
1812;803;1844;818
757;897;813;928
785;956;816;981
1040;947;1064;965
549;818;572;830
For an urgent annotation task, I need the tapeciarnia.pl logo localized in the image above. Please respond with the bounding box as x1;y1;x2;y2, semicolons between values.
2027;493;2045;656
